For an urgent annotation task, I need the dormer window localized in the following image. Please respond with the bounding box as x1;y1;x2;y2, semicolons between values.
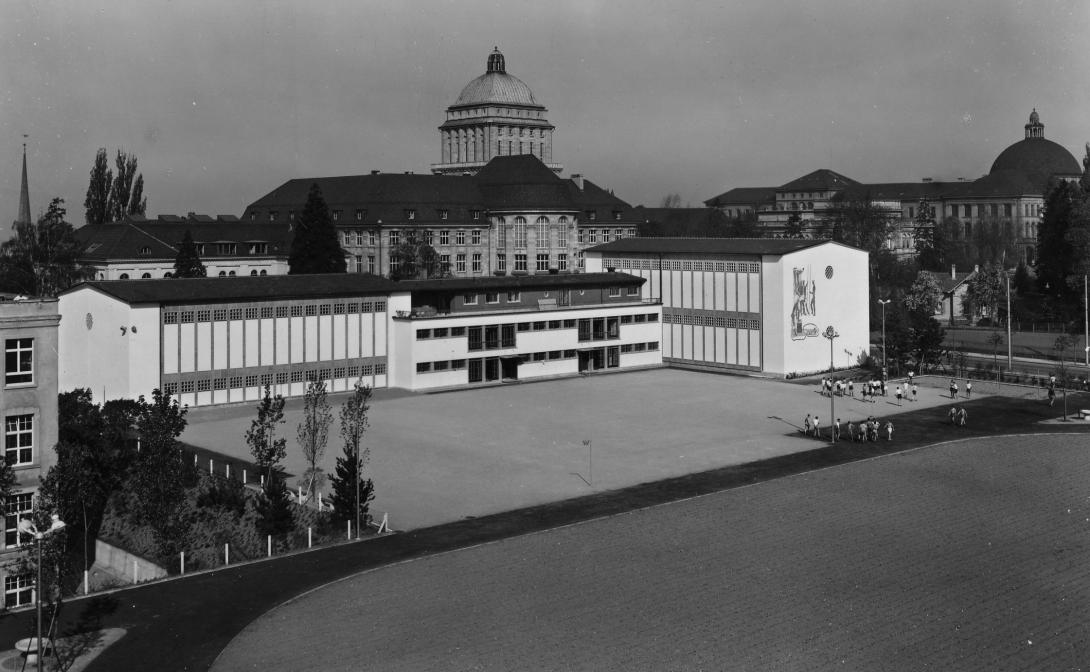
405;209;416;221
249;243;268;255
139;246;152;256
196;244;206;255
438;209;449;220
269;211;278;223
250;212;256;222
472;210;482;220
356;209;365;221
586;211;596;221
289;210;295;221
612;211;622;221
332;210;341;221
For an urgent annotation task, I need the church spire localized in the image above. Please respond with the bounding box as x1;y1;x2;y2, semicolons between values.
16;138;31;225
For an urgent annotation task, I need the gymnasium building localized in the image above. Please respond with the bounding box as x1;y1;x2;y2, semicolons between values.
584;238;870;377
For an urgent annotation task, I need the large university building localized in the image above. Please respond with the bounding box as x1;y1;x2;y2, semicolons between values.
584;238;870;377
57;272;662;406
706;110;1084;264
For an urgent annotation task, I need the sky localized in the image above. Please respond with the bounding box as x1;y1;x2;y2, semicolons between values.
2;0;1089;224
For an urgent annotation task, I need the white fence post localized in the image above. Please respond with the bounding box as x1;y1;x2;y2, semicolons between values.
267;535;272;558
133;559;138;584
83;570;89;595
194;453;198;466
180;551;185;576
226;464;231;480
225;543;229;566
242;469;247;484
209;458;213;474
347;521;352;540
308;527;312;549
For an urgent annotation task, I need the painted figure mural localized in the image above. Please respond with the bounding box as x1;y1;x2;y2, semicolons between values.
790;266;817;339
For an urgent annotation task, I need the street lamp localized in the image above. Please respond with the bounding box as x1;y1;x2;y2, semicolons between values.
877;299;891;377
823;326;839;442
18;514;66;672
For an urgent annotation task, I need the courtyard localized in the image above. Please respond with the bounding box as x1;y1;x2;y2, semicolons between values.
182;368;986;530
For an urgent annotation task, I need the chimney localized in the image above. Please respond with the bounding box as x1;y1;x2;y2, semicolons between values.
950;264;956;279
572;174;584;191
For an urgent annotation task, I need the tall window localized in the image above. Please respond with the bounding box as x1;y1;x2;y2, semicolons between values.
456;230;466;245
368;230;376;246
367;256;375;274
514;217;527;248
535;216;549;249
389;230;400;246
389;253;401;275
4;414;33;465
515;253;528;272
440;230;450;245
4;574;32;608
558;253;568;271
536;254;550;271
496;224;506;248
472;253;482;273
496;253;506;272
456;253;467;273
4;492;32;548
472;229;481;245
558;217;568;246
5;339;33;385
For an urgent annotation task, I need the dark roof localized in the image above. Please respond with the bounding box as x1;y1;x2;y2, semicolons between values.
925;270;977;294
947;169;1045;199
778;169;859;192
990;137;1080;181
631;207;729;228
845;181;956;202
63;274;399;305
584;237;856;256
398;272;644;293
75;216;293;261
704;187;776;207
475;155;575;210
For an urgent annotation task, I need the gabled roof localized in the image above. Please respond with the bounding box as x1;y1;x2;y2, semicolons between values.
778;169;859;192
924;269;977;294
475;155;573;210
585;237;858;256
704;187;776;207
75;215;293;261
63;274;399;305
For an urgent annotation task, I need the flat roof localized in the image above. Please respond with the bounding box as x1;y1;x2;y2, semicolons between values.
584;237;855;256
63;274;400;305
397;272;644;292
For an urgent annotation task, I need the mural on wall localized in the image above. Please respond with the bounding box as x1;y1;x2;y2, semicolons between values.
790;266;818;340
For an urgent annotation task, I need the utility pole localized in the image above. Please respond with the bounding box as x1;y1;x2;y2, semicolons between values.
823;326;839;442
878;299;891;377
1006;275;1013;369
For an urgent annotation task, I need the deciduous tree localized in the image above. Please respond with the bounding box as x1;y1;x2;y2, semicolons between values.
330;384;374;532
297;380;332;499
245;385;286;484
84;149;112;226
389;242;449;280
904;271;944;316
130;389;191;553
0;197;93;296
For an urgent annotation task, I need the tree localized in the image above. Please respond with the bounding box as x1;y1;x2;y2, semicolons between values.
1011;260;1032;295
0;197;93;296
130;389;191;554
330;384;374;533
84;148;112;226
726;210;760;238
107;150;144;222
972;216;1019;267
964;265;1007;325
288;184;347;274
784;213;803;239
825;190;896;255
173;230;207;278
84;148;146;226
1036;179;1082;298
904;271;944;316
987;331;1004;371
389;242;450;280
659;193;683;208
297;380;332;500
244;385;286;484
907;311;946;373
255;470;295;538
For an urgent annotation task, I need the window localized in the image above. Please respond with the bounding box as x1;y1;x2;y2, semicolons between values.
4;574;33;608
440;230;450;245
472;229;481;245
514;217;527;248
578;228;584;244
456;254;467;273
456;230;466;245
416;329;431;340
451;327;466;336
5;339;33;386
497;224;506;248
269;211;278;222
332;210;341;222
438;209;449;220
472;210;482;220
356;209;365;221
627;286;639;296
613;211;622;221
472;253;482;273
536;254;550;271
609;287;621;297
536;216;549;248
433;327;448;338
119;274;129;280
484;325;500;349
368;230;377;246
469;359;483;383
501;323;515;347
367;256;375;274
5;492;32;548
405;210;416;221
963;204;972;218
464;293;478;306
423;230;433;245
607;317;619;339
389;230;400;246
588;229;598;244
586;210;597;221
5;414;33;465
558;219;568;247
250;243;268;255
440;253;451;270
507;290;520;302
468;326;483;351
496;254;506;272
515;254;527;272
1004;203;1013;217
557;254;568;271
486;292;499;304
417;362;432;373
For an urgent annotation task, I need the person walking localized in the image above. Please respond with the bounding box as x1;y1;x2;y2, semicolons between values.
949;406;958;424
804;414;812;436
1048;386;1056;407
957;407;967;426
895;385;903;405
813;415;821;440
966;380;972;398
848;380;854;397
908;371;914;386
885;420;894;441
911;383;918;402
949;379;958;399
833;418;841;442
847;421;856;442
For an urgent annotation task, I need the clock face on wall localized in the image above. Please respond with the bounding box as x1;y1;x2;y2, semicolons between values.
85;313;94;330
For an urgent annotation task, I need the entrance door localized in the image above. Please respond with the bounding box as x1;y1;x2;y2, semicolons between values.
501;357;519;381
485;357;500;382
578;351;592;373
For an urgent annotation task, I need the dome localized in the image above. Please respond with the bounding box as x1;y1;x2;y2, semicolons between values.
453;48;539;107
989;138;1080;178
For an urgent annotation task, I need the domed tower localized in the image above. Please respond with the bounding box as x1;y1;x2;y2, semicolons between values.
988;109;1080;187
432;47;561;175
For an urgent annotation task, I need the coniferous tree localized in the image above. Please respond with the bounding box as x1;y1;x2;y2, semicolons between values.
173;230;207;278
255;470;295;538
289;184;347;274
1035;179;1081;298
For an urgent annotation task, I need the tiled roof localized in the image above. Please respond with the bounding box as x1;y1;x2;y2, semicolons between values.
945;170;1048;199
704;187;777;207
778;169;859;192
844;182;956;202
63;274;399;305
76;216;293;262
585;237;854;256
476;155;573;209
924;270;977;294
397;272;644;293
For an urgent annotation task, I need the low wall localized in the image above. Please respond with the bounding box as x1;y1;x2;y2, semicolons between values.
95;539;168;583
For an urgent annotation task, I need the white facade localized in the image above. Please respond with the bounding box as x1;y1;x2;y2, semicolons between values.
91;258;289;281
586;240;870;377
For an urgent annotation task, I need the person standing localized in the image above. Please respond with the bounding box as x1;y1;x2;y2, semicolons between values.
804;414;812;436
1048;386;1056;407
813;415;821;440
908;371;914;387
895;385;903;405
949;379;958;399
957;407;967;426
833;418;841;442
861;386;868;403
911;383;918;402
848;380;854;397
847;421;855;442
949;407;958;424
885;420;894;441
966;381;973;398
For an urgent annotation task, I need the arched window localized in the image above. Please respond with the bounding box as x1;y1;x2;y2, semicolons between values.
513;217;527;248
228;271;236;277
259;270;267;276
250;270;258;276
164;272;173;278
218;271;227;277
141;273;151;279
535;216;549;248
119;273;129;280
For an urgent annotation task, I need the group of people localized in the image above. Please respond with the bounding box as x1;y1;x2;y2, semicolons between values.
803;414;894;442
948;379;973;399
948;406;968;426
892;382;919;404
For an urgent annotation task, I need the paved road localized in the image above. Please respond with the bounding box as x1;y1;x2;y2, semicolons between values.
213;432;1090;671
0;386;1083;671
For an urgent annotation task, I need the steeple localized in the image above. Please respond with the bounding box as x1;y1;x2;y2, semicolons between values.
486;47;505;74
1025;108;1044;139
16;139;31;226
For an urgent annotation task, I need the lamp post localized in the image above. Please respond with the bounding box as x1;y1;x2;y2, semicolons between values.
18;514;66;672
823;326;839;442
877;299;891;377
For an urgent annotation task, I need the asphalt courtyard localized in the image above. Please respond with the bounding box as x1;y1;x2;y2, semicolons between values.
212;432;1090;672
182;368;999;530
